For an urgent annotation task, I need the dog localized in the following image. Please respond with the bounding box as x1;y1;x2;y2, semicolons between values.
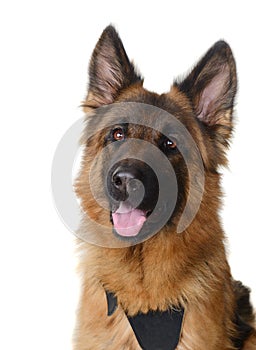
73;25;256;349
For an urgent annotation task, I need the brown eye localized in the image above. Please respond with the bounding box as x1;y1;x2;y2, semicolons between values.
163;138;177;150
112;128;124;141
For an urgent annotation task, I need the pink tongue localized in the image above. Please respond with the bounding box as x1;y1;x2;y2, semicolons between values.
112;205;146;237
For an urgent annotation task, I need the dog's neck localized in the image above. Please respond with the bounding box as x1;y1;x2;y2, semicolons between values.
82;174;228;314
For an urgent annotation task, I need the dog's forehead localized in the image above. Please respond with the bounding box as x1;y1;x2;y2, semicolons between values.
126;123;161;141
127;121;177;139
116;84;193;116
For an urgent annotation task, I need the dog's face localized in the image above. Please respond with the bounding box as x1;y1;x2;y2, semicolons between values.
75;26;236;246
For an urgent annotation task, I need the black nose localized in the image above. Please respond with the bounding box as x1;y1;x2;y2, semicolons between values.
112;169;134;194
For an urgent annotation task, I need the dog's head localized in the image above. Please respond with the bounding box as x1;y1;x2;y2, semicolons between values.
75;26;237;246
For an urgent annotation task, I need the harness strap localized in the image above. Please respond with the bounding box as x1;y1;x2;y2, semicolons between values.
106;290;184;350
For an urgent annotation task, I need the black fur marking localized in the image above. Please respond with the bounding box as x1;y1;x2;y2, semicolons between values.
232;281;255;349
232;313;253;349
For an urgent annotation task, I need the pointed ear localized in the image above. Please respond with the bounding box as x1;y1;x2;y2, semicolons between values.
176;41;237;134
83;25;143;111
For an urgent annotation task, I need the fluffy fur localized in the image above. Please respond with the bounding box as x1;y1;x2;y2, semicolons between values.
73;26;256;349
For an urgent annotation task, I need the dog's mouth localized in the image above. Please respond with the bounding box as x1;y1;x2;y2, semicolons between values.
111;201;152;237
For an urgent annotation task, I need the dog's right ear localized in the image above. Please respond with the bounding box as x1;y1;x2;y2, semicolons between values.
83;25;143;111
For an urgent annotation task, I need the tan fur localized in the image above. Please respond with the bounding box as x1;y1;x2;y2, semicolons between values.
74;89;255;350
74;170;241;349
73;28;256;349
243;333;256;350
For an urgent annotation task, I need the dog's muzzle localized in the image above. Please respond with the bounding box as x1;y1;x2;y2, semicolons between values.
107;160;159;238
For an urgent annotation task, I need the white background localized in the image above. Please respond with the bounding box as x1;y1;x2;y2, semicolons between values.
0;1;255;349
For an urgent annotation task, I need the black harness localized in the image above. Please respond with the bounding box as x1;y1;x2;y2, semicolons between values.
106;291;184;350
105;291;254;350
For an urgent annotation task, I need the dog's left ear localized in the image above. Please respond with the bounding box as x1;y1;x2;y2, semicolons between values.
176;41;237;139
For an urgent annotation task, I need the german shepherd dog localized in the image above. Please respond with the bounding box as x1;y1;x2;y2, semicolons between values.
74;26;256;349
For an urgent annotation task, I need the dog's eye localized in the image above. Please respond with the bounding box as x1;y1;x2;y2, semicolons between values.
112;128;125;141
162;138;177;151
